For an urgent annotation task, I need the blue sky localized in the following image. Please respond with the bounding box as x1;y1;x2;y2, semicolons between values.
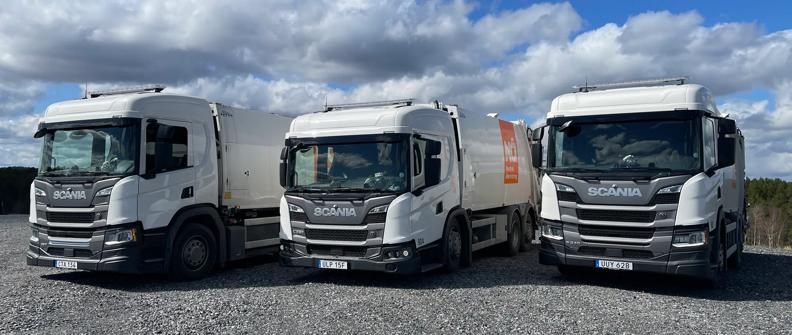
1;1;792;179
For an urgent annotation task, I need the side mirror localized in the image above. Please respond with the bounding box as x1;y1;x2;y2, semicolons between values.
531;126;545;142
717;137;736;168
279;147;288;188
718;118;737;135
531;142;543;168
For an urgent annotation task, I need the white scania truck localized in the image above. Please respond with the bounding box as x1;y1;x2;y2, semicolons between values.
533;78;747;284
277;100;540;273
27;86;292;279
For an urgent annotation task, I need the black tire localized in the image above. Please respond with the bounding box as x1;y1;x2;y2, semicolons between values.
520;213;535;252
728;221;744;270
170;224;217;281
503;213;521;257
706;225;727;288
443;219;463;272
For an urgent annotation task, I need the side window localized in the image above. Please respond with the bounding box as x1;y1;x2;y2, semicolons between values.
146;123;189;173
703;118;716;170
412;139;426;190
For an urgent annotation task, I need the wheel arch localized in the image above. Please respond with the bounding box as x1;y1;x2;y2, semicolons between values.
164;204;226;270
446;205;472;266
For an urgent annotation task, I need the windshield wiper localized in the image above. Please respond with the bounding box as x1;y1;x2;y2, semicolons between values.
329;187;371;193
288;186;326;193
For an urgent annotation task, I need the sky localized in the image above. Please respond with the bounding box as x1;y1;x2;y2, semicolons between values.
1;0;792;179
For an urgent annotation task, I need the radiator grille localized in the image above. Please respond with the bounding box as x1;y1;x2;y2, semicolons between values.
304;229;368;242
308;245;367;257
578;224;655;239
47;212;94;224
365;212;387;223
557;192;580;202
576;209;656;223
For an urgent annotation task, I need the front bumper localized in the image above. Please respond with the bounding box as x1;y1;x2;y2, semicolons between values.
26;222;166;274
538;219;714;280
279;240;422;274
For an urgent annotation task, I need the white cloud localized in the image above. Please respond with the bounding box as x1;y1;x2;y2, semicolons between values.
1;2;792;179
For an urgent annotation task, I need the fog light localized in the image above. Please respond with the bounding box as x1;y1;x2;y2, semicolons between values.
672;230;707;248
104;228;138;246
279;244;285;251
541;225;563;240
292;228;305;237
30;227;39;243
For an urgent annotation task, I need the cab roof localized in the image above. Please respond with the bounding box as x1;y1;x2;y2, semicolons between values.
548;84;721;119
41;92;209;124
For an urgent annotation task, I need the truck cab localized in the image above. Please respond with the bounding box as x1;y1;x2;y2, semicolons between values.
534;78;747;284
27;86;291;279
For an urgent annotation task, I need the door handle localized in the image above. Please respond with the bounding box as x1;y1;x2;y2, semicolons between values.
436;201;443;214
181;186;194;199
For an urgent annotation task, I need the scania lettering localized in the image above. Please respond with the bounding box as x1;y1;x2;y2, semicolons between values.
278;100;541;273
532;78;747;285
27;85;293;279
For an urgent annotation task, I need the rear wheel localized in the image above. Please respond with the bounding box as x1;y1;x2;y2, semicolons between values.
170;224;217;281
503;213;522;256
443;219;463;272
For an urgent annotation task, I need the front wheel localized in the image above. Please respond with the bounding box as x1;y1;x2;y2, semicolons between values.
443;220;463;272
170;224;217;281
706;226;727;288
520;214;535;252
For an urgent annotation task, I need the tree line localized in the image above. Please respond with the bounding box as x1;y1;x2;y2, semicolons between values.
746;178;792;249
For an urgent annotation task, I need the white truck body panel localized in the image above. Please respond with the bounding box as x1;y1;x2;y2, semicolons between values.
213;104;293;209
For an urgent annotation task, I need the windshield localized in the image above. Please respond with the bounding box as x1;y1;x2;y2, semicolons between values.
548;118;701;173
288;140;408;193
39;126;138;177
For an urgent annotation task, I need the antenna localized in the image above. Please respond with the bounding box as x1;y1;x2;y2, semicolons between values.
573;76;688;93
88;84;166;98
325;98;415;111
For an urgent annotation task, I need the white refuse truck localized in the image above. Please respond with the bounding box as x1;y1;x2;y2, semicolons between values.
27;85;292;279
277;100;540;273
532;78;747;284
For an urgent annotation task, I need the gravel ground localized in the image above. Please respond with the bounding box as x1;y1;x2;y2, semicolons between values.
2;214;791;334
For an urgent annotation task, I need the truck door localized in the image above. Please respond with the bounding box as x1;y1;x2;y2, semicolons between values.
410;134;453;247
138;119;196;230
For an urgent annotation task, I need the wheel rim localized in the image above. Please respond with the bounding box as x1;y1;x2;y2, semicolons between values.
182;236;208;270
448;225;462;263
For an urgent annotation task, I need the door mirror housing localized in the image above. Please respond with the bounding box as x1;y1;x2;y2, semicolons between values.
716;118;737;168
531;126;545;142
531;142;543;169
279;147;288;188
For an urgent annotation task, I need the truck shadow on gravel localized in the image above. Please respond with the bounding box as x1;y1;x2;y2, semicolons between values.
39;250;792;302
545;251;792;302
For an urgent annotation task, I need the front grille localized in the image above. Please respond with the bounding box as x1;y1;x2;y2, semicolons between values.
576;209;656;223
308;245;367;257
47;247;65;256
47;248;93;258
365;212;387;223
651;193;680;204
46;229;95;239
577;246;606;256
304;229;369;242
47;212;94;224
622;249;654;259
557;192;580;202
578;224;655;239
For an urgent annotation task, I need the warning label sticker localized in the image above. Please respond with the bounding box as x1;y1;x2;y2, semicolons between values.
498;120;519;184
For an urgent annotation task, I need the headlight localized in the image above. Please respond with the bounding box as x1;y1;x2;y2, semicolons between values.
555;183;575;192
672;230;707;248
657;184;683;194
95;186;113;197
34;188;46;197
30;227;40;243
288;203;304;213
368;204;388;214
541;224;564;240
104;227;138;246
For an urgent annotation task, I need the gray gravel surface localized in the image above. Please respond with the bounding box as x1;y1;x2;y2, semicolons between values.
2;214;791;334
